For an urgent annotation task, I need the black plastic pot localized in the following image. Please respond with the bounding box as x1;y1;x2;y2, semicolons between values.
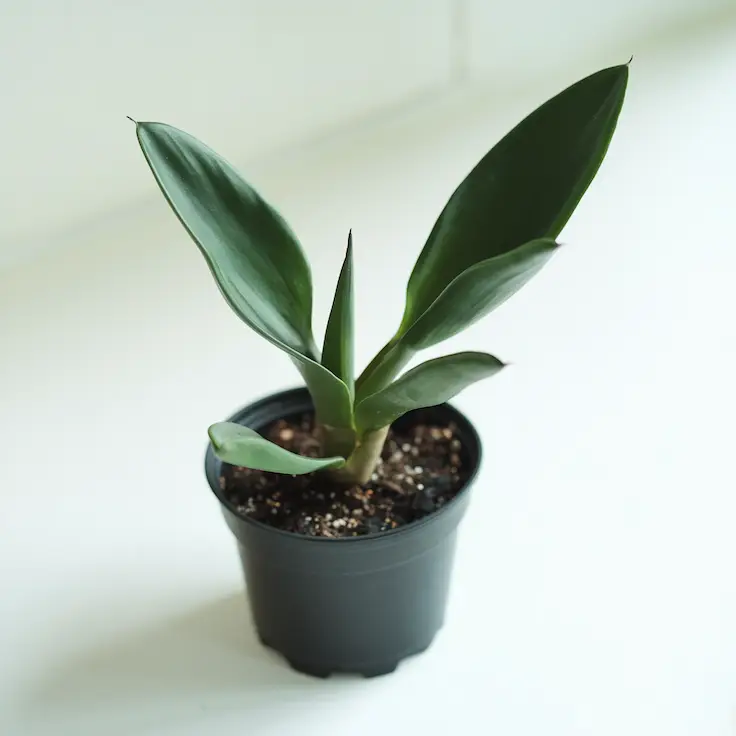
205;387;481;678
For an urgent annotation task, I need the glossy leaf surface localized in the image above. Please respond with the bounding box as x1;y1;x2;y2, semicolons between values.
135;122;316;356
133;122;353;428
400;64;628;332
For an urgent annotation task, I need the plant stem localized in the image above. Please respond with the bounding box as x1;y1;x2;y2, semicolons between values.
330;426;390;486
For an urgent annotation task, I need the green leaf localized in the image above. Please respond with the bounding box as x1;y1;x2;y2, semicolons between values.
355;352;505;432
403;238;560;350
134;122;316;356
354;339;414;405
321;231;355;396
133;122;353;428
208;422;345;474
400;64;628;333
289;358;354;429
356;238;559;400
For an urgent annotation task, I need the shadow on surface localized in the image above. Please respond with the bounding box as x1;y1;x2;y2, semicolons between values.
21;592;342;735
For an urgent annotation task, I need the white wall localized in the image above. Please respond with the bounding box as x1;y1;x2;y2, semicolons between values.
1;0;732;269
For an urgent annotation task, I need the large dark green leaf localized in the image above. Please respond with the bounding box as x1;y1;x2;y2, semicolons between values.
133;122;353;428
356;238;559;400
321;232;355;396
355;352;505;432
400;64;628;332
209;422;345;474
135;122;316;355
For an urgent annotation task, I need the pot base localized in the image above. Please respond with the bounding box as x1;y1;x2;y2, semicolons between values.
260;635;433;678
285;658;399;679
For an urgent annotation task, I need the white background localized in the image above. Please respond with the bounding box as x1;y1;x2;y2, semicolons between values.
1;3;736;735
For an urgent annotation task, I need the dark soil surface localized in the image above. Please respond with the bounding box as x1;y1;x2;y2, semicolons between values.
219;412;470;537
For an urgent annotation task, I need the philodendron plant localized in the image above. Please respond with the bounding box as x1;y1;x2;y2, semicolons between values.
132;64;628;486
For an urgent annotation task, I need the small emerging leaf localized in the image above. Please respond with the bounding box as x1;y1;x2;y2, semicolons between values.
208;422;345;475
322;231;355;396
355;352;505;432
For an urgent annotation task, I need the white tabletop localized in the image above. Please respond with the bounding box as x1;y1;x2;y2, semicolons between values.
2;26;735;736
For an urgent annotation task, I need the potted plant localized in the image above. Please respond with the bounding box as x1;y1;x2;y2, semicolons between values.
130;63;628;678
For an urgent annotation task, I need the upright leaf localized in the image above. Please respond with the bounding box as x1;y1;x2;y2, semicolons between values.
322;232;355;397
400;64;628;332
355;352;505;432
209;423;345;474
133;122;353;428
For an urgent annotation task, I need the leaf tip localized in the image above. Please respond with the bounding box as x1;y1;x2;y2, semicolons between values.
207;424;221;449
625;54;633;67
207;422;233;455
125;115;138;125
